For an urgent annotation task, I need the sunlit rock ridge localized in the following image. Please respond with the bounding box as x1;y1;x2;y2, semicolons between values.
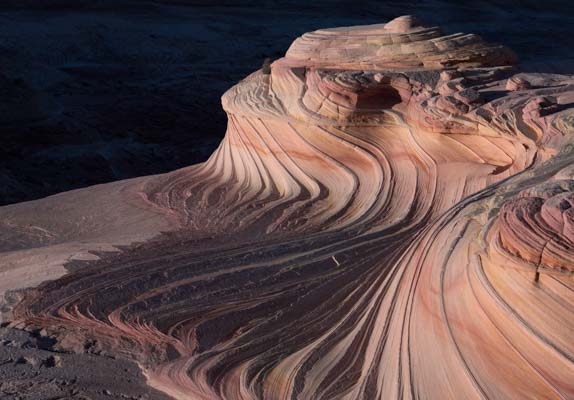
1;15;573;400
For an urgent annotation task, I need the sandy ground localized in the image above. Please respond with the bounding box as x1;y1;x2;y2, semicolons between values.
0;325;172;400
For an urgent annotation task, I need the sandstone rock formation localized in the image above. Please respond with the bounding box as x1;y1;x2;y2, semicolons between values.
1;16;573;399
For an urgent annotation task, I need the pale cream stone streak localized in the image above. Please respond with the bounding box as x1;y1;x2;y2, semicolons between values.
244;118;321;232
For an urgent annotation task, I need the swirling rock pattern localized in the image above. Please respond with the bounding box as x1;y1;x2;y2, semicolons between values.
1;16;573;399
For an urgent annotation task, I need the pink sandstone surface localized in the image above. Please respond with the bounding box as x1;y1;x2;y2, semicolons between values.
0;15;573;399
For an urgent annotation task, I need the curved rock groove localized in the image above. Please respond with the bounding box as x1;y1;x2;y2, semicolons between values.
1;15;573;400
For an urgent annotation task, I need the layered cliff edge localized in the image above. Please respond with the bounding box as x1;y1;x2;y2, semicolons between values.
1;16;573;399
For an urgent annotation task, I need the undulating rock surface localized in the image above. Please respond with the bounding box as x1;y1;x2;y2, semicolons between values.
1;16;573;399
2;0;574;207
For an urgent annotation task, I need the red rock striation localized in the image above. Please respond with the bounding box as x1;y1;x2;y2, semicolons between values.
1;16;573;400
496;186;574;274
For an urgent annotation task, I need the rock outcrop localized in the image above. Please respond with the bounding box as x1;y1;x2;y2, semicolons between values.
1;16;573;400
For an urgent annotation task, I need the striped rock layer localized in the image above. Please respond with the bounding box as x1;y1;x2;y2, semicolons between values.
1;16;573;400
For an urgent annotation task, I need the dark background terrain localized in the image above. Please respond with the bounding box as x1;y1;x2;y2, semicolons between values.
1;0;573;205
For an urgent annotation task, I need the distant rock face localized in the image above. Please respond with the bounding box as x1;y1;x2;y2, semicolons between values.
0;72;57;126
1;16;573;400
